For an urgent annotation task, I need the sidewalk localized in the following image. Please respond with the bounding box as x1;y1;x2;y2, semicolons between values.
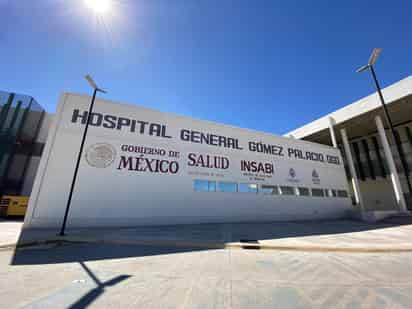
0;219;23;249
15;217;412;253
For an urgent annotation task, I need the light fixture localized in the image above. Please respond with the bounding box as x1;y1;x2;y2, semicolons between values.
356;64;370;73
355;48;382;73
59;75;107;236
355;48;412;199
368;48;381;66
85;74;106;93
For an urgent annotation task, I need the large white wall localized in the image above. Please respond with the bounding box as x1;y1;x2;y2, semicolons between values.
24;93;351;229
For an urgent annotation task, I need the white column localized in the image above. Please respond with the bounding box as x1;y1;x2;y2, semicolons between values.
375;115;408;213
340;128;365;212
328;117;338;148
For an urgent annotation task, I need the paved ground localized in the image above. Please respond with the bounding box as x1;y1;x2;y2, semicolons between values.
2;218;412;307
2;242;412;308
17;217;412;252
0;219;23;247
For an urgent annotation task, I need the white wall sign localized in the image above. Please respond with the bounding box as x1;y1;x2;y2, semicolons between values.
24;93;351;229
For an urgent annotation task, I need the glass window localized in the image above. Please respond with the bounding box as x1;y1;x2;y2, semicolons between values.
261;185;279;195
239;183;258;193
337;190;349;198
326;189;338;197
209;181;216;192
312;188;325;197
194;179;209;192
218;181;237;192
193;180;216;192
280;186;295;196
0;91;45;196
297;187;310;196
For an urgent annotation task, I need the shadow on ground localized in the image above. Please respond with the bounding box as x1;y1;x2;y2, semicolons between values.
69;261;130;309
11;242;211;266
11;250;133;308
10;216;412;266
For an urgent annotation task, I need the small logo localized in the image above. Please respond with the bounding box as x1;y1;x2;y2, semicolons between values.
312;169;320;184
85;143;116;168
289;168;296;178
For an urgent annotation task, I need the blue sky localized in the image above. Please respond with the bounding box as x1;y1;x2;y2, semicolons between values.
1;0;411;134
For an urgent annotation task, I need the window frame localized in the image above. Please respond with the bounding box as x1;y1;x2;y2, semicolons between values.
217;181;238;193
193;179;216;192
311;188;325;197
260;185;280;195
238;183;258;193
279;185;295;196
337;190;349;198
297;187;310;197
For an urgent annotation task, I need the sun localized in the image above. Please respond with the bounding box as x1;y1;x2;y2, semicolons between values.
84;0;111;15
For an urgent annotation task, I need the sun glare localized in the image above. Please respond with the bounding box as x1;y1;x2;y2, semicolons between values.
84;0;111;15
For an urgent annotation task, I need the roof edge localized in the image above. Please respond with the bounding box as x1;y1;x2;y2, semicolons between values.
285;75;412;139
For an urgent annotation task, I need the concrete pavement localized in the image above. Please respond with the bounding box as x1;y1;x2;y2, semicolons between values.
15;217;412;252
3;218;412;307
0;219;23;249
3;242;412;308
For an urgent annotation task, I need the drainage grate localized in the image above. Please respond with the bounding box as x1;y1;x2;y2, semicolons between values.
239;239;260;250
239;239;258;243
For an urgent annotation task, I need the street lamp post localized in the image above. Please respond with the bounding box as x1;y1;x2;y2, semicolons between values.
356;48;412;197
59;75;106;236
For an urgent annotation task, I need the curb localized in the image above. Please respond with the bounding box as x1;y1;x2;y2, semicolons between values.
230;243;412;253
0;244;16;251
4;237;412;253
0;240;63;251
53;237;412;253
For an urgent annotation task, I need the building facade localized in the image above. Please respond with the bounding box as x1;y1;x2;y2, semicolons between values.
0;91;51;197
24;92;351;229
287;75;412;213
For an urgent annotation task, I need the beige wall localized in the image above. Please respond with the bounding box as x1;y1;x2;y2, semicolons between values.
359;178;399;211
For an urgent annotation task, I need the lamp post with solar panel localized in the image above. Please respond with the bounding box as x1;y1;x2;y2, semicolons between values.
356;48;412;196
59;75;106;236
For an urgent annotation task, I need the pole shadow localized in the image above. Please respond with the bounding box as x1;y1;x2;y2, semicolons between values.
68;261;130;309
